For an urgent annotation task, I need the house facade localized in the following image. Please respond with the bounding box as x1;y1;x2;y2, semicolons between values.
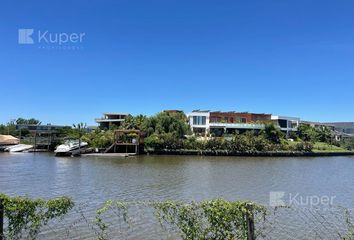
187;110;300;137
271;115;300;135
95;112;129;129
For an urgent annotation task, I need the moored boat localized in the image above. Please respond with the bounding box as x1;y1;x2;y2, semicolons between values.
4;144;34;152
54;140;88;156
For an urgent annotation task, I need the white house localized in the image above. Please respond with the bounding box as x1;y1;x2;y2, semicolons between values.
271;115;300;135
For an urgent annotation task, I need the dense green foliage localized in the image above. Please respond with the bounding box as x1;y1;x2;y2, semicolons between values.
0;122;16;135
0;193;74;240
341;137;354;151
0;118;41;136
122;111;191;138
82;130;114;149
144;132;314;152
120;114;148;130
260;123;285;144
154;199;266;240
297;124;333;143
141;120;316;153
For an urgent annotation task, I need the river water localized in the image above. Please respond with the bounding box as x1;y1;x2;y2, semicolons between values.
0;153;353;239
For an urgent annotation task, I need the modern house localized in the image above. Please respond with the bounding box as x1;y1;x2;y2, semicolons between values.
325;122;354;135
187;110;210;136
186;110;274;136
271;115;300;135
95;112;129;129
301;121;335;131
323;122;354;140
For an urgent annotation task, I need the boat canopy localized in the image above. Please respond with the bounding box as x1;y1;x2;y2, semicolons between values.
0;135;20;145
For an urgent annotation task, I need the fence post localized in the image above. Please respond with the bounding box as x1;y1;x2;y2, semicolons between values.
246;205;255;240
0;198;4;240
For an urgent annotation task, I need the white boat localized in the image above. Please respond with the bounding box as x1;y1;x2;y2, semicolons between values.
54;140;88;156
5;144;34;152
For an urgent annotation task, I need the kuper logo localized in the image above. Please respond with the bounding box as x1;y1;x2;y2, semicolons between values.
18;28;85;49
18;29;34;44
269;191;336;207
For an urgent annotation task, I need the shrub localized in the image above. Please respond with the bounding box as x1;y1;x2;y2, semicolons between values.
295;142;313;152
261;123;285;144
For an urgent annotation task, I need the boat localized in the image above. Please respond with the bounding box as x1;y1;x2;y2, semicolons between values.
4;144;34;152
54;140;88;156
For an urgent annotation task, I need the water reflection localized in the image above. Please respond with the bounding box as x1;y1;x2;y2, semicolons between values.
0;153;354;238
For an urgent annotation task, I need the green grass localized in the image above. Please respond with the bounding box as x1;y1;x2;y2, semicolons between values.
286;140;352;153
313;142;350;152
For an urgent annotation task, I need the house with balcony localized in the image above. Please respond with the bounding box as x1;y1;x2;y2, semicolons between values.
187;110;273;136
95;112;129;129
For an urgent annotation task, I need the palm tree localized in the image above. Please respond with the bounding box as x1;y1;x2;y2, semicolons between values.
34;121;42;152
72;123;87;155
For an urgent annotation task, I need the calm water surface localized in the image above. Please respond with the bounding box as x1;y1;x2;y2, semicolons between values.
0;153;353;239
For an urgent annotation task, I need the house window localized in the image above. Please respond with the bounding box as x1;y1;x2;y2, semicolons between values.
278;119;288;128
241;118;247;123
193;116;206;125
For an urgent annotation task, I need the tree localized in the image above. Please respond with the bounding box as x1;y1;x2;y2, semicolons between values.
315;126;332;143
298;124;333;144
142;111;190;138
72;123;87;154
81;129;114;149
120;114;148;130
297;124;317;142
15;118;40;125
261;123;284;144
341;137;354;151
0;120;17;136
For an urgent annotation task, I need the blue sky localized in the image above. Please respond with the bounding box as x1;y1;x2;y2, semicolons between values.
1;0;354;125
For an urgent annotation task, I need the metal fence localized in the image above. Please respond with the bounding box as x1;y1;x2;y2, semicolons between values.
257;206;354;240
1;200;354;240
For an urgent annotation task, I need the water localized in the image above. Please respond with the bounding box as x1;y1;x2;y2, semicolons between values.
0;153;354;239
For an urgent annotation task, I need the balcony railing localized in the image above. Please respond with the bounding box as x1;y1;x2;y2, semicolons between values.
209;123;265;129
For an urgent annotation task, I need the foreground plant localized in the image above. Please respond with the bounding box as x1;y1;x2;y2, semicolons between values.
0;193;74;240
153;199;267;240
94;200;129;240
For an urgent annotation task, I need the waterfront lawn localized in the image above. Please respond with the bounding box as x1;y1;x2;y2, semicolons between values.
312;142;350;153
286;140;351;153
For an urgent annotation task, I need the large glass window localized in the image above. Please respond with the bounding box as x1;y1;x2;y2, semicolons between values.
193;116;206;125
278;119;288;128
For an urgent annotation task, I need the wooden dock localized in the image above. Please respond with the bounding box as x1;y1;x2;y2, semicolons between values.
81;153;136;157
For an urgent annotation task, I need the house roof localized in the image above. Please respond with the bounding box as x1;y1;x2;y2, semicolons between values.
103;112;129;116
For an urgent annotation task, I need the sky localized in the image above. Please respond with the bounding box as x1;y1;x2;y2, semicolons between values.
1;0;354;125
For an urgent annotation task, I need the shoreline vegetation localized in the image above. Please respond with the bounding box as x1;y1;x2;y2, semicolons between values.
1;112;354;157
147;149;354;157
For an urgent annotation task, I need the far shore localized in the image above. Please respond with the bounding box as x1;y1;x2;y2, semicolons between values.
1;149;354;158
145;149;354;157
